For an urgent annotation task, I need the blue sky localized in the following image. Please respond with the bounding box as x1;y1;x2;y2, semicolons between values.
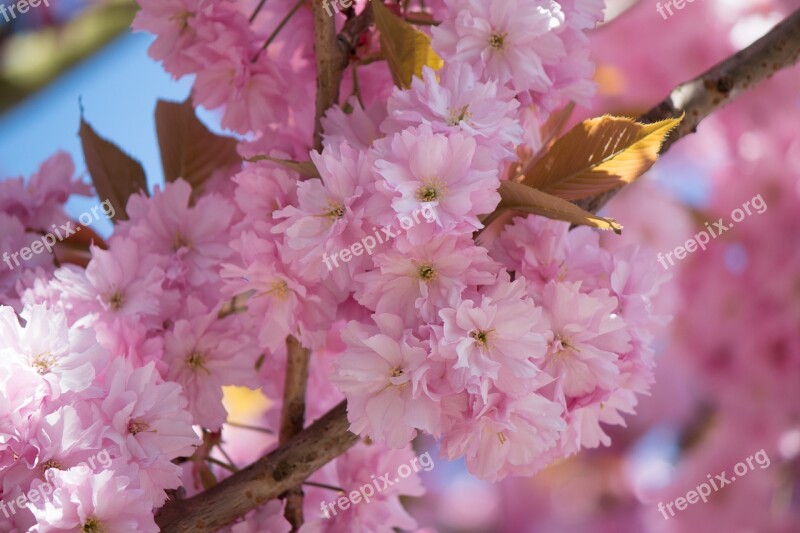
0;32;195;180
0;32;206;234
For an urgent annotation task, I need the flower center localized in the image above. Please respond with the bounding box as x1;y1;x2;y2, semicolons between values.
82;518;105;533
128;417;151;435
415;177;446;203
106;290;125;310
173;231;192;251
469;329;495;349
170;11;192;32
387;366;408;391
489;32;507;50
267;279;289;301
322;200;346;220
552;335;578;357
416;263;437;283
31;352;55;374
447;105;472;126
186;351;206;370
41;459;62;472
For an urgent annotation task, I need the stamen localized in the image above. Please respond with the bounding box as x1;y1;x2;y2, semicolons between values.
415;177;447;203
128;417;151;435
416;263;437;282
447;105;472;126
31;352;55;374
187;351;206;370
107;291;125;310
469;329;495;349
489;32;507;50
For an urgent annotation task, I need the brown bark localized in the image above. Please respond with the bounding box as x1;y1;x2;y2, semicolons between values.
279;336;312;530
156;402;357;532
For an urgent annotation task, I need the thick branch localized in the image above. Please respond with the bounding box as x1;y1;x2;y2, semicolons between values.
578;7;800;214
312;0;342;150
279;336;311;530
156;401;358;532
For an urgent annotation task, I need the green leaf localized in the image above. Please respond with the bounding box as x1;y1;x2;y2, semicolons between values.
522;114;683;201
372;0;443;89
78;117;147;222
486;181;623;234
155;99;241;193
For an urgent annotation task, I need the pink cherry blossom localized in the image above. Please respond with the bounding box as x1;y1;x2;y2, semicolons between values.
539;281;630;400
97;359;199;505
29;466;159;533
332;313;441;447
434;275;549;399
162;298;260;429
381;64;523;162
432;0;566;94
354;235;498;325
123;179;235;287
374;125;500;235
441;391;565;481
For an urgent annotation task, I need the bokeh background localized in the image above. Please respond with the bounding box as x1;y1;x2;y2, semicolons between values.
2;0;798;531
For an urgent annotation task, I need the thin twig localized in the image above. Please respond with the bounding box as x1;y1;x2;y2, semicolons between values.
225;421;275;434
355;51;385;66
249;0;269;23
216;444;237;470
206;457;239;473
252;0;307;62
303;481;345;492
351;66;365;109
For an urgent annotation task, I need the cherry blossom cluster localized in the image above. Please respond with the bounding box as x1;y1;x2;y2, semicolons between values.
0;152;88;311
0;0;681;530
210;0;666;483
0;303;199;532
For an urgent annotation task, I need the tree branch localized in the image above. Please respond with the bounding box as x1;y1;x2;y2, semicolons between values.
279;336;312;530
312;0;343;151
577;7;800;214
312;3;375;150
156;401;358;532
